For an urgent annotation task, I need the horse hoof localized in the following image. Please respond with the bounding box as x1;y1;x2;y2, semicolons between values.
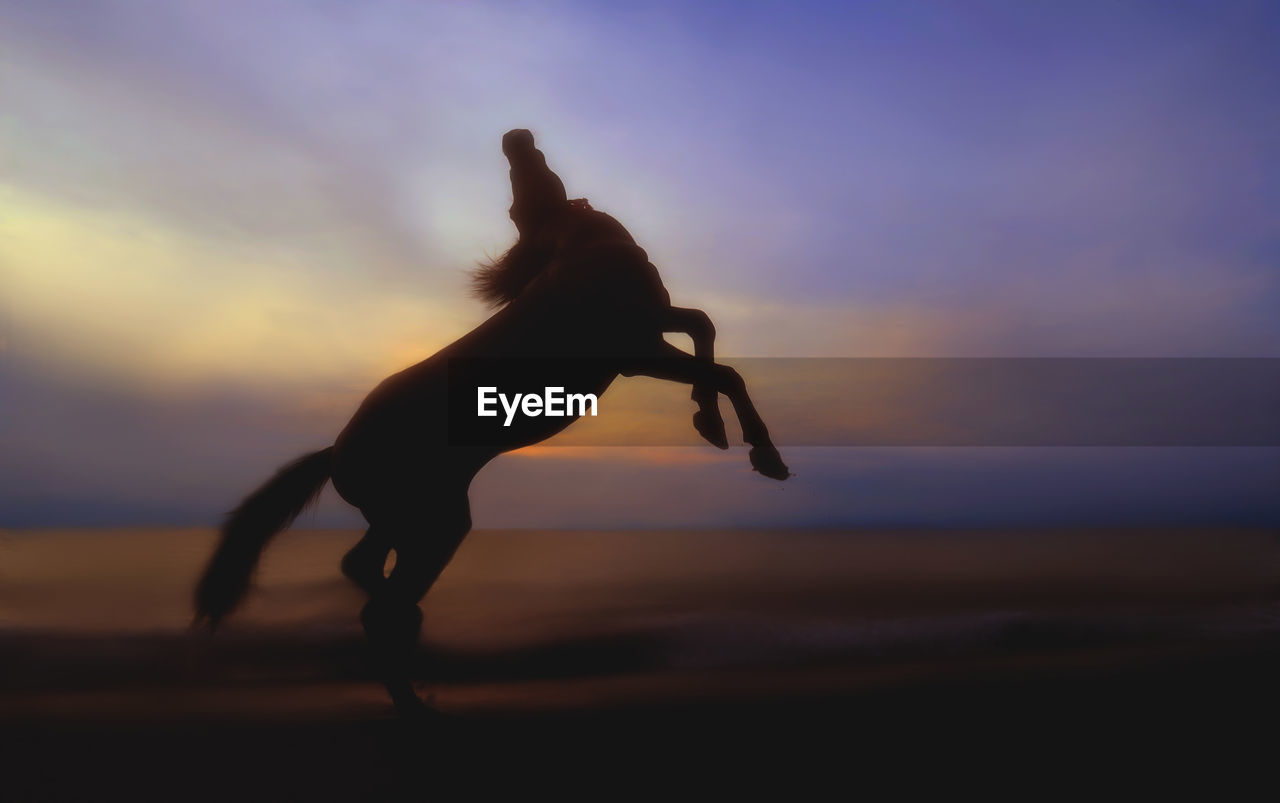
749;446;790;480
693;410;729;449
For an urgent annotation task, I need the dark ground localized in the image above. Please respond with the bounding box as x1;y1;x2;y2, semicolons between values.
6;640;1279;800
5;527;1278;798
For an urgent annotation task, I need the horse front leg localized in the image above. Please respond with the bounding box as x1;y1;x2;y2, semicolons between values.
627;343;790;480
662;306;728;449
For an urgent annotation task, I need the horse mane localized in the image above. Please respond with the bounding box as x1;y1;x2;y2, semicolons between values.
471;236;550;307
472;200;595;307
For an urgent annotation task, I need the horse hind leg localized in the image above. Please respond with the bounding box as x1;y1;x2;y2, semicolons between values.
341;526;393;595
359;493;472;719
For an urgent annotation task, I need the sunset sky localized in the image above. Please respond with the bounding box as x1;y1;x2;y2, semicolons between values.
3;0;1278;528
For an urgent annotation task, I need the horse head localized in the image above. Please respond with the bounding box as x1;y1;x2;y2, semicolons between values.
503;128;569;239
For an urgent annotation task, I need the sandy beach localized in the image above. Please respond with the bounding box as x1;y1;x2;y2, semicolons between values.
4;527;1279;796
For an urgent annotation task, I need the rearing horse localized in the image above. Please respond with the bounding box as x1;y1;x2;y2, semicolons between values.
194;129;789;716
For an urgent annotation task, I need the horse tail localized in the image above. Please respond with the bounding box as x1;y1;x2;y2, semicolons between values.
194;447;334;631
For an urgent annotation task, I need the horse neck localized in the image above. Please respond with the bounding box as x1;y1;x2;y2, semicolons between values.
555;208;634;250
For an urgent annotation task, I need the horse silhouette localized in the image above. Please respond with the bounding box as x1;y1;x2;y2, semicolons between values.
194;129;789;717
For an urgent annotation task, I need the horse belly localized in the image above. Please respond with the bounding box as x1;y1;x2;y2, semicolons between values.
330;366;459;505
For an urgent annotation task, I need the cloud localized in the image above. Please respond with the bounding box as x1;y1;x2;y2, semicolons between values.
0;186;474;388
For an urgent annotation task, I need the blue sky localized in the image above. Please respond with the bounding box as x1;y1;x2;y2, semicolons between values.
2;0;1278;527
